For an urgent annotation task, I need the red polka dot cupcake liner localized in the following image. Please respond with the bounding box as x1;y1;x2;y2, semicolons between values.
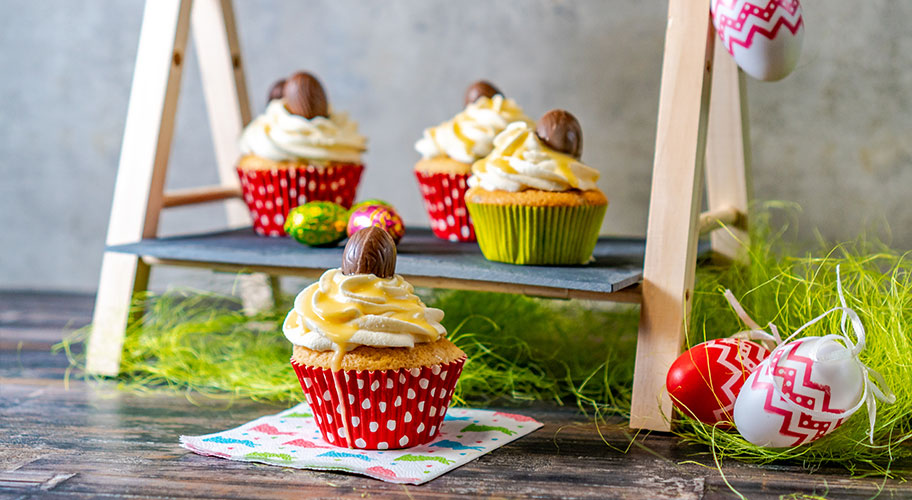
414;171;476;242
236;164;364;237
291;357;466;450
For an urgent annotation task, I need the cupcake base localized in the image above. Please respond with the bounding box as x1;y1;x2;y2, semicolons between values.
291;357;465;449
237;160;363;237
414;170;475;242
466;188;607;265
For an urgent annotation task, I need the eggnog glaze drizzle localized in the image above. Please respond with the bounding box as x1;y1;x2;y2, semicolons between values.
469;121;600;192
283;268;446;372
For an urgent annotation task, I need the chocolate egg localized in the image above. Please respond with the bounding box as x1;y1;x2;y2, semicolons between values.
347;205;406;244
268;78;286;102
535;109;582;159
284;201;348;246
283;71;329;119
342;226;397;278
464;80;502;106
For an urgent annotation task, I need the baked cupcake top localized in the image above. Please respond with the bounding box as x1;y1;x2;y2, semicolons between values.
239;72;367;164
414;81;531;164
468;110;599;192
283;227;446;359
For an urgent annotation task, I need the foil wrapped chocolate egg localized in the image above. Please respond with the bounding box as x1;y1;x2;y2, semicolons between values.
347;205;405;244
350;198;394;213
284;201;348;246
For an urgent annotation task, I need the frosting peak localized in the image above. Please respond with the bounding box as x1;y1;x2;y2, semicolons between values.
240;100;367;163
468;121;600;192
414;95;532;164
283;269;446;353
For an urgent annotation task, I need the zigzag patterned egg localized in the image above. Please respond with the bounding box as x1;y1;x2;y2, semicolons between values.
711;0;805;81
666;338;770;425
733;336;865;447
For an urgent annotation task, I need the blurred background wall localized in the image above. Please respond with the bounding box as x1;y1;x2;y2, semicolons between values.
1;0;910;292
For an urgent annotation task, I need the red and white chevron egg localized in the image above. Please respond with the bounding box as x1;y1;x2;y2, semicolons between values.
711;0;805;81
666;338;771;425
733;336;865;447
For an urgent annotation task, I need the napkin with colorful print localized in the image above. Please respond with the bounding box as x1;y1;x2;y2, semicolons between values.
180;403;542;485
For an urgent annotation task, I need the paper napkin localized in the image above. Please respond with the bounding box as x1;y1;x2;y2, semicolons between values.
180;403;542;485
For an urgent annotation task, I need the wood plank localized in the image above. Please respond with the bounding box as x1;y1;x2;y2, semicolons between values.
162;185;242;207
630;0;715;431
3;292;911;499
191;0;251;228
698;206;744;235
705;39;752;261
192;0;278;315
86;0;193;376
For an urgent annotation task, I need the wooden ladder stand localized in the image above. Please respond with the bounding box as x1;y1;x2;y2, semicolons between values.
86;0;750;433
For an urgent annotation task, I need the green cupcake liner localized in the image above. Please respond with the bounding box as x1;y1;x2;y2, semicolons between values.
466;201;607;265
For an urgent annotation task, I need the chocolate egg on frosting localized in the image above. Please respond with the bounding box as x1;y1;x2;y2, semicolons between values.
347;205;406;244
268;78;286;103
342;226;397;278
283;71;329;119
464;80;502;106
535;109;583;159
284;201;348;246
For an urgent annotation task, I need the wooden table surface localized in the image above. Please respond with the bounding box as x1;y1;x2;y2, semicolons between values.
2;291;909;499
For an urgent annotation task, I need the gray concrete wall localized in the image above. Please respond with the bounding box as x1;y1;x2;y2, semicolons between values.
2;0;910;292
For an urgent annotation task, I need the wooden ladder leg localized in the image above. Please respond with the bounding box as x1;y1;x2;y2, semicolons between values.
86;0;193;375
192;0;280;312
705;40;751;261
629;0;715;431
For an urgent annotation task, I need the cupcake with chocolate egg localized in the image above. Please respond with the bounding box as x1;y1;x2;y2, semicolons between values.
284;227;466;449
237;71;367;236
414;81;531;242
465;110;607;265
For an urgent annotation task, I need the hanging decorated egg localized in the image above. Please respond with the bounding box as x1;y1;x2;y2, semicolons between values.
284;201;348;246
733;335;867;447
711;0;805;81
666;338;770;425
347;205;405;244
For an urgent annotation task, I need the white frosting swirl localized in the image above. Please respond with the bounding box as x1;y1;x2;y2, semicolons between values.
240;100;367;163
414;95;531;164
283;268;446;352
468;121;600;192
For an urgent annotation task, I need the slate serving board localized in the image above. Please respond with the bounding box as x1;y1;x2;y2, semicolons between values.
107;228;700;295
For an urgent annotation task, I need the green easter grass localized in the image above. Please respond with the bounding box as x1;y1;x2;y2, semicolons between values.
55;208;911;473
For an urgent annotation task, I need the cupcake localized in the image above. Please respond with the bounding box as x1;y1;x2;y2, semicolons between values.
283;227;466;449
414;81;531;242
237;71;367;236
465;110;607;265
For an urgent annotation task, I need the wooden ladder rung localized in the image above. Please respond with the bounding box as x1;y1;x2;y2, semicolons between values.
162;185;242;208
698;205;744;234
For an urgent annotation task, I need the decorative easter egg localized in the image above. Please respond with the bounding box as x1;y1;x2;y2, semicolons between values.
350;199;394;213
347;205;405;244
667;338;770;425
711;0;805;81
284;201;348;246
733;335;866;447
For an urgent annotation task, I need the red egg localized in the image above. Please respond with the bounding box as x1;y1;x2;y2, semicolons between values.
666;338;770;425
